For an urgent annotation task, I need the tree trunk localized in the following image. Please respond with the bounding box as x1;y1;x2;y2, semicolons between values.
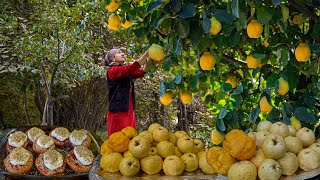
41;95;54;126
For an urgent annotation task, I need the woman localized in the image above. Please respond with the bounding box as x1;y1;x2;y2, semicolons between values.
105;48;150;137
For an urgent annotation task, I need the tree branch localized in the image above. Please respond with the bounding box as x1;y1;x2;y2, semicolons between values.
288;0;320;23
222;54;247;67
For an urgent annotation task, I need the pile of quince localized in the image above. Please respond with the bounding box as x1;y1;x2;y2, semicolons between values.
98;123;212;177
211;120;320;180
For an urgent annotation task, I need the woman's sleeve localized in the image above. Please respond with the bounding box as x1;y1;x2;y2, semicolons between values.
108;61;141;80
131;70;147;79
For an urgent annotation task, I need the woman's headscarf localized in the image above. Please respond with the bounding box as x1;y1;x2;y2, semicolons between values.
105;48;120;66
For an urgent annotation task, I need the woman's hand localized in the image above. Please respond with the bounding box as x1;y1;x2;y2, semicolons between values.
136;50;149;66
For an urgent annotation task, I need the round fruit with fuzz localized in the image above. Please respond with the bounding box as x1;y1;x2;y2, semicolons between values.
156;141;174;158
148;147;157;155
177;137;194;154
247;132;256;140
209;17;221;35
257;120;272;132
148;44;165;61
206;146;236;176
200;51;215;70
262;134;286;159
293;15;302;25
199;153;215;175
259;96;272;113
121;126;138;139
100;152;123;173
168;132;177;145
225;76;237;89
180;153;199;172
246;55;262;69
108;14;121;31
105;0;120;12
263;38;269;47
247;19;263;38
123;150;133;158
128;136;150;158
121;20;133;29
107;131;130;153
290;116;301;131
119;156;140;177
228;161;257;180
309;143;320;156
258;159;282;180
298;149;320;171
180;91;193;105
223;129;256;160
277;77;289;95
288;125;297;136
138;130;153;143
148;123;161;133
295;43;311;62
296;127;315;147
163;155;185;176
250;149;266;168
193;139;204;154
277;152;299;176
197;149;208;159
160;92;173;106
284;136;303;155
255;131;270;149
174;131;189;139
152;126;170;142
174;146;182;157
269;122;289;138
100;139;113;155
140;154;163;175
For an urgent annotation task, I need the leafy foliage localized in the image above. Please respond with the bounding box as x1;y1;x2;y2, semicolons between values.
104;0;320;133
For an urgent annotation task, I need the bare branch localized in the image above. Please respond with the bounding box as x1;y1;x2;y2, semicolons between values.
222;54;247;67
288;0;320;23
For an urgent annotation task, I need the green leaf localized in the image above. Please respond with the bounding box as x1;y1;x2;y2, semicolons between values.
294;107;317;123
280;4;289;22
202;17;211;33
280;48;289;65
146;1;163;16
309;43;320;52
249;107;260;123
220;83;232;92
230;94;241;108
178;3;196;18
272;0;282;5
267;108;281;123
189;21;203;46
232;83;243;95
284;103;294;115
219;108;227;119
230;0;240;18
267;74;279;88
173;37;182;55
252;53;266;60
174;73;182;84
160;81;165;97
214;9;234;23
217;118;226;131
175;20;190;38
229;30;240;47
167;0;181;13
189;75;198;91
283;117;291;125
257;7;273;25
